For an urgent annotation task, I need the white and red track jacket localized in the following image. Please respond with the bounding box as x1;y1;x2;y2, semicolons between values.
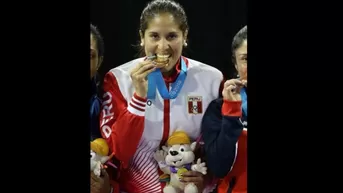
100;56;223;193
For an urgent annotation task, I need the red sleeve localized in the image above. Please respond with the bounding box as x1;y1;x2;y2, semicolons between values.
222;100;242;117
99;72;146;168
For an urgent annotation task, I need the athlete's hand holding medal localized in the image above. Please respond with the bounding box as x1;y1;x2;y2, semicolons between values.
130;53;187;100
222;72;247;102
130;56;156;98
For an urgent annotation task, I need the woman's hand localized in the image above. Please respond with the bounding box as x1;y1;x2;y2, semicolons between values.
181;171;205;192
130;60;156;98
222;79;247;101
91;169;111;193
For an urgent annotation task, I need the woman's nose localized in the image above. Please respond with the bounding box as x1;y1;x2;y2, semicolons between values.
157;38;169;51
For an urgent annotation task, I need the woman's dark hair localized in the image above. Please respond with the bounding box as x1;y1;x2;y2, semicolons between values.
136;0;189;57
90;24;105;97
90;24;105;59
231;25;247;65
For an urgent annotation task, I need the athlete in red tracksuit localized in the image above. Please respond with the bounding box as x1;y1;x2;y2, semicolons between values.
201;26;247;193
99;1;224;192
201;80;247;193
217;129;246;193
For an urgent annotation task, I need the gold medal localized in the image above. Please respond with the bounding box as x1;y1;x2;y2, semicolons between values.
177;167;188;178
150;54;170;68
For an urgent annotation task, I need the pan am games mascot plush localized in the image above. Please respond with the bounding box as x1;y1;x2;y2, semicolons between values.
90;138;114;177
154;130;207;193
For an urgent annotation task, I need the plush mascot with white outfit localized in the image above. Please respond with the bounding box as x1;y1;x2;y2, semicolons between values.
154;130;207;193
90;138;114;177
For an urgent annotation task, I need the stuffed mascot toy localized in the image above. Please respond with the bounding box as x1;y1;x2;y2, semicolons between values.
154;130;207;193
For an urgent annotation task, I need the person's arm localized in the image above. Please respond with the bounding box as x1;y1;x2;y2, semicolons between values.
201;99;243;178
99;72;146;168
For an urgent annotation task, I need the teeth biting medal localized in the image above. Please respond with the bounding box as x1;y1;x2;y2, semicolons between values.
149;54;170;68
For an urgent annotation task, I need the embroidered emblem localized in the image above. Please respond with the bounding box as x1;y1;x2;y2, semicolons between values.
187;96;203;114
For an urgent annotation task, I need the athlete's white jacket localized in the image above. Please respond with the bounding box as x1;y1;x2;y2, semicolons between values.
100;56;223;193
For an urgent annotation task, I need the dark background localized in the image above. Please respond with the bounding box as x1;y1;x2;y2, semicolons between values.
90;0;247;79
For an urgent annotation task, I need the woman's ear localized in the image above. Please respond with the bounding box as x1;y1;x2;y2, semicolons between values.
139;30;144;46
184;29;188;42
232;55;238;71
